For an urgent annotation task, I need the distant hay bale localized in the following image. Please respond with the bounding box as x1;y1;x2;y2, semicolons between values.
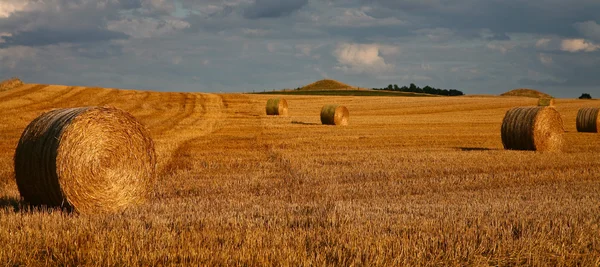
14;106;156;213
576;107;600;133
537;98;555;106
501;106;564;152
320;105;349;126
0;77;23;91
266;98;288;116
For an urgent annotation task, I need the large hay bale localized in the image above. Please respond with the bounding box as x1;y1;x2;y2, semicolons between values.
576;107;600;133
266;98;288;116
14;106;156;213
320;105;349;126
537;98;555;107
501;106;564;151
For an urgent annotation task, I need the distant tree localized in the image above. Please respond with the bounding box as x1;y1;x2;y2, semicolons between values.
373;83;464;96
579;93;592;99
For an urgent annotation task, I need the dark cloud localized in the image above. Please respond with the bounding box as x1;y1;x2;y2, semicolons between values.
362;0;600;37
0;29;128;47
1;0;599;97
243;0;308;19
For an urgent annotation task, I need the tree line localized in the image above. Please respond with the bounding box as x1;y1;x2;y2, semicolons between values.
374;83;464;96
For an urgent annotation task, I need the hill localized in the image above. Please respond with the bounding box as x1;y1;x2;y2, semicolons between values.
299;79;360;91
501;88;553;98
0;77;24;91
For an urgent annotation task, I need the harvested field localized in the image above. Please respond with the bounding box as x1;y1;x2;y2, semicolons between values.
0;84;599;265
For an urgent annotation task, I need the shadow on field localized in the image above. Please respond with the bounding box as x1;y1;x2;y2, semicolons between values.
291;121;320;126
0;196;22;212
456;147;498;151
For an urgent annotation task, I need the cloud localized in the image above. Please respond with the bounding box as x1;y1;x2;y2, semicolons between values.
243;0;307;19
333;43;396;74
486;42;515;54
538;53;553;66
107;18;190;38
0;1;26;18
561;39;600;52
329;8;405;27
241;28;270;37
535;38;551;48
574;20;600;41
0;28;128;47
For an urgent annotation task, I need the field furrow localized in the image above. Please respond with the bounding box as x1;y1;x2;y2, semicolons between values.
0;85;599;265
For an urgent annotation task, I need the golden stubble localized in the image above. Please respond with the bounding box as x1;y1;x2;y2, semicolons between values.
0;84;599;265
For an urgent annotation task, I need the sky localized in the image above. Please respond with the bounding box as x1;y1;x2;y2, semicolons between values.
1;0;599;97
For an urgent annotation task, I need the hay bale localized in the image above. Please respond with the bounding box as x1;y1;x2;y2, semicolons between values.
501;106;564;151
320;105;349;126
266;98;288;116
14;106;156;213
0;77;23;91
537;98;555;106
576;107;600;133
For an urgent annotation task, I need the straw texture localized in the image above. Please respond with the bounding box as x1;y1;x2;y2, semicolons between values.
266;98;288;116
576;107;600;133
501;106;564;151
14;106;156;213
320;105;349;126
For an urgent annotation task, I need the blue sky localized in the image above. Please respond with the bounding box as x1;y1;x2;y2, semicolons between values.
1;0;599;97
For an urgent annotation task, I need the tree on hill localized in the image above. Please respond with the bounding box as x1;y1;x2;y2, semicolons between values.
374;83;464;96
579;93;592;99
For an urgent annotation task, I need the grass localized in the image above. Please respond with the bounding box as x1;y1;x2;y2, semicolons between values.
298;79;356;90
252;90;436;97
0;84;599;265
501;88;553;98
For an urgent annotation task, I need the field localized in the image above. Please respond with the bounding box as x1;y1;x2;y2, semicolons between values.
0;84;599;265
255;90;434;97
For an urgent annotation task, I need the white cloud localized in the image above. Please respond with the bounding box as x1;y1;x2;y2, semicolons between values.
561;39;600;52
0;1;27;18
333;43;396;74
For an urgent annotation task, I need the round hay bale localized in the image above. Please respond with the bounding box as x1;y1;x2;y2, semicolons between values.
320;105;349;126
14;106;156;213
576;107;600;133
266;98;288;116
501;106;564;151
537;98;555;107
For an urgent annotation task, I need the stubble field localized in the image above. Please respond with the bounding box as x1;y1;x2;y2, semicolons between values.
0;84;599;265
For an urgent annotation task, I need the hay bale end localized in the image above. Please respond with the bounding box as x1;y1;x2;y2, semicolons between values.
320;105;349;126
576;107;600;133
266;98;288;116
501;106;564;152
14;106;156;213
